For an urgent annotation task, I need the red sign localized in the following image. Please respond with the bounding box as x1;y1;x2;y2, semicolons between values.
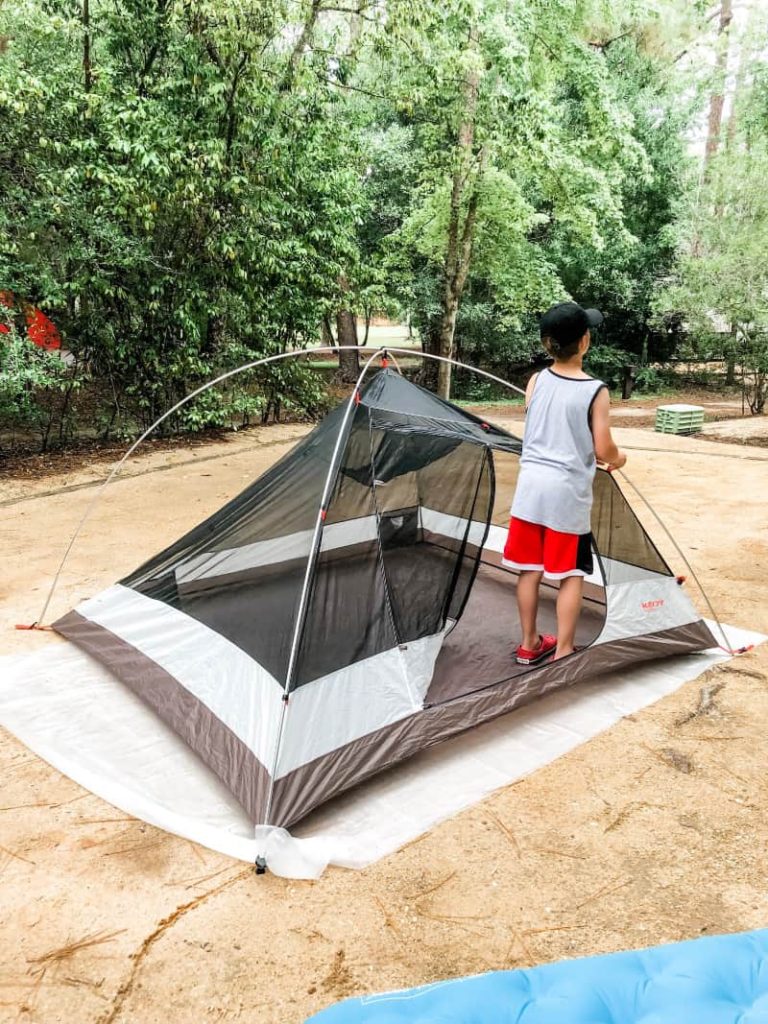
0;291;61;350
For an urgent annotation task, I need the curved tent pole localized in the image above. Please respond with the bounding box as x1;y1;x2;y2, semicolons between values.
617;469;752;657
387;348;526;400
33;343;735;658
34;345;525;628
33;345;371;626
25;339;747;838
383;349;404;375
260;349;382;830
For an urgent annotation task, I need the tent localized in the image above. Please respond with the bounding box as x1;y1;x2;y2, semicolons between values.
54;368;715;832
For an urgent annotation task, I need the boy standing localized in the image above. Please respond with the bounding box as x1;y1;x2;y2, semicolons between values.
503;302;627;664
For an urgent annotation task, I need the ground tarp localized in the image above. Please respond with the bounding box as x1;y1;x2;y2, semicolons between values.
0;622;762;879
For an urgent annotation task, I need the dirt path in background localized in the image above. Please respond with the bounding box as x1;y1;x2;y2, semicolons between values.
1;415;767;1024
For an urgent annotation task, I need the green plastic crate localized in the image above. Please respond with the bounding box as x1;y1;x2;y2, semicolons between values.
655;403;705;435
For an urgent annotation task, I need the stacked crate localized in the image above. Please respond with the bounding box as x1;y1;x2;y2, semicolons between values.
654;404;705;435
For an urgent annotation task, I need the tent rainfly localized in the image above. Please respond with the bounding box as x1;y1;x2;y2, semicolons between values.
54;368;716;830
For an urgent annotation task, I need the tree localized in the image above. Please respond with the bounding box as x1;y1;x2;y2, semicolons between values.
547;21;704;368
658;142;768;413
377;0;686;397
0;0;370;435
704;0;734;172
657;4;768;414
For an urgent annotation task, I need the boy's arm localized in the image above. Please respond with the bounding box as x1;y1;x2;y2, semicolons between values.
524;372;539;410
590;389;627;470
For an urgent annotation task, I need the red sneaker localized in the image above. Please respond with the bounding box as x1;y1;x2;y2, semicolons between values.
515;634;557;666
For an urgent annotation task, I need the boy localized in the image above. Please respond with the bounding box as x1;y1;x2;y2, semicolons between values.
503;301;627;664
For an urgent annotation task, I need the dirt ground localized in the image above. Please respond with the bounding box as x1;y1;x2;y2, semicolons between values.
1;403;768;1024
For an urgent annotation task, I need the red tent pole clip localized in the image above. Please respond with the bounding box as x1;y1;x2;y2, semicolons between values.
676;575;687;586
380;349;389;369
717;642;754;656
14;622;52;631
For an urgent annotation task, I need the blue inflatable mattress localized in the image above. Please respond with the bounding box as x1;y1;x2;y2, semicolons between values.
307;929;768;1023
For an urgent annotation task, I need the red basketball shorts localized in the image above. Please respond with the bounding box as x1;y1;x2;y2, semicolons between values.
503;517;594;580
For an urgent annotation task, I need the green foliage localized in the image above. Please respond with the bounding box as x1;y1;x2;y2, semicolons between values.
0;0;365;442
1;0;763;449
0;329;75;448
360;0;710;378
548;22;703;363
633;365;661;392
657;79;768;413
584;344;633;389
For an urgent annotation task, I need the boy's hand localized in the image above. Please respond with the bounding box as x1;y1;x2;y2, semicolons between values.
604;450;627;472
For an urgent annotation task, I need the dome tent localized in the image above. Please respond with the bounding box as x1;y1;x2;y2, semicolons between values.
53;367;715;833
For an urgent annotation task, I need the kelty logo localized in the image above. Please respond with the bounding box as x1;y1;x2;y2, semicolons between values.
641;599;665;611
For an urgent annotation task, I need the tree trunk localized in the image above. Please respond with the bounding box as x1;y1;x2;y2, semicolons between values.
435;30;481;400
437;290;460;399
280;0;323;94
437;169;483;399
726;355;736;386
83;0;92;92
419;319;440;391
321;315;335;347
725;323;738;385
704;0;733;173
336;308;359;383
753;374;766;415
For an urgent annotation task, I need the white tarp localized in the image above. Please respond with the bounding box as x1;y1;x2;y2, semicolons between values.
0;622;762;879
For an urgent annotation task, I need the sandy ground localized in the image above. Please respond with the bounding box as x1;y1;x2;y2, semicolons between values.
700;415;768;442
1;411;768;1024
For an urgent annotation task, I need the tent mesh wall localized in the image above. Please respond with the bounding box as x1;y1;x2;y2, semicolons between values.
293;409;494;687
123;404;346;685
122;370;672;697
122;371;500;691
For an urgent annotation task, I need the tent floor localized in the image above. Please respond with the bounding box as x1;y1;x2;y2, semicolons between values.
425;562;606;705
170;543;605;697
175;540;468;685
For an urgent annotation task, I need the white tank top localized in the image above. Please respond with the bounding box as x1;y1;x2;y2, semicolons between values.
511;368;607;535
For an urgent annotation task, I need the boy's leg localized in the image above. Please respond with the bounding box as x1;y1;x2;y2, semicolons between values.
517;570;543;652
554;575;583;659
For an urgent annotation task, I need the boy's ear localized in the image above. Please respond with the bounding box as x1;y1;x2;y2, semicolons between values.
580;331;591;354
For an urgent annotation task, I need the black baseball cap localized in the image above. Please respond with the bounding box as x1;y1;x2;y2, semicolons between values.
540;302;604;346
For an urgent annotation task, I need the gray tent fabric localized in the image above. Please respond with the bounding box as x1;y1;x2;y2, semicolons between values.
54;369;716;829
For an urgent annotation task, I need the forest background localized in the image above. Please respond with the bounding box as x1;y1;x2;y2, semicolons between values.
1;0;766;450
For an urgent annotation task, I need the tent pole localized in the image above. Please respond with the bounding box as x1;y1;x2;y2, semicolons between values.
387;349;526;400
28;339;745;860
33;346;379;627
259;349;382;837
32;342;525;629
